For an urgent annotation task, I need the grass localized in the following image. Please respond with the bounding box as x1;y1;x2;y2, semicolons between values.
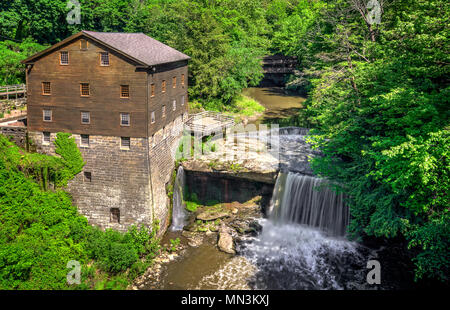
189;94;265;120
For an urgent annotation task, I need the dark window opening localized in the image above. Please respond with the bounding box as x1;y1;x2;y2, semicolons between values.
121;137;130;149
110;208;120;223
43;132;50;144
81;134;90;147
84;171;92;182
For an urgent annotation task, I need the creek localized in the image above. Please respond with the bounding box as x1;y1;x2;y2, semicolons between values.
142;87;415;290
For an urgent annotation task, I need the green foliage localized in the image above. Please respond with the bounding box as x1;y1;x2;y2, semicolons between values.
0;39;47;85
168;238;180;253
0;134;160;288
302;0;449;282
185;192;200;212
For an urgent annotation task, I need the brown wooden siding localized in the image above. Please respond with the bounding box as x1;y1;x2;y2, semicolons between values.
148;61;188;136
27;37;148;138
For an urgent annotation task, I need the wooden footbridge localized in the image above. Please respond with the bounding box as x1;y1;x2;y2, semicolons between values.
0;84;27;104
185;111;235;137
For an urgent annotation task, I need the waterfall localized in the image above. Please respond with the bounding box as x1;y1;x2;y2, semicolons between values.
269;172;349;237
170;166;187;231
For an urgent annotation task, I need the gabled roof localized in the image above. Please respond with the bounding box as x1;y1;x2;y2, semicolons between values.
22;31;190;67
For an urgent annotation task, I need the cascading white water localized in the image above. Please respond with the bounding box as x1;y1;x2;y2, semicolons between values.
269;172;349;237
236;171;369;289
170;166;187;231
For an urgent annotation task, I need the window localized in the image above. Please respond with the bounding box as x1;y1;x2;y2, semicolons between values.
43;109;52;122
120;113;130;126
151;84;155;97
181;74;185;86
121;137;130;150
163;126;166;139
151;134;155;147
60;51;69;65
173;77;177;88
80;39;88;50
80;134;90;147
181;95;185;106
162;80;166;93
100;52;109;66
84;171;92;182
81;111;90;124
173;99;176;111
151;111;155;124
80;83;90;96
110;208;120;223
43;132;50;145
162;105;166;118
42;82;51;95
120;85;129;98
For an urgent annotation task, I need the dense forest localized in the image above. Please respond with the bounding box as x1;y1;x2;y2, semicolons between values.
0;0;448;287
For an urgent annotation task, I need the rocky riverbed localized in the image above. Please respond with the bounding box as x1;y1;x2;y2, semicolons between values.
133;196;264;290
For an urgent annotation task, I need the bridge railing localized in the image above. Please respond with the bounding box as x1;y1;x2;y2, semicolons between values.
0;84;27;102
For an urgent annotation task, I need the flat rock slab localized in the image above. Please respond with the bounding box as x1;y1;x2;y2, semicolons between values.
197;211;230;221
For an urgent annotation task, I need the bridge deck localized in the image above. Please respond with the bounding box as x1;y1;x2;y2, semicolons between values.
185;111;235;136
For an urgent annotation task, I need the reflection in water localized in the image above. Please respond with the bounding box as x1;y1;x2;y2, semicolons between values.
242;87;306;125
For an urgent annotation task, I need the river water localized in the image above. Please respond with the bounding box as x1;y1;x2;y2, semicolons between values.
242;87;306;125
146;87;413;290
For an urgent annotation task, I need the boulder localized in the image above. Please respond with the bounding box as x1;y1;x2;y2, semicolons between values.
218;225;235;254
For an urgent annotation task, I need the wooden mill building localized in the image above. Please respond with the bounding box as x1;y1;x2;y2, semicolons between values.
22;31;190;231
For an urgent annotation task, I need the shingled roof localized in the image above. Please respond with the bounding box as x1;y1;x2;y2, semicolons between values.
22;31;190;66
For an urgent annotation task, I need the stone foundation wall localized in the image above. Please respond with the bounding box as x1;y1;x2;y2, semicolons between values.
1;126;27;148
29;121;184;233
148;114;184;232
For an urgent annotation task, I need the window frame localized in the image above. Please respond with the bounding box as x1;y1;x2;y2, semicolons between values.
80;39;88;50
120;137;131;150
43;109;52;122
162;80;166;93
100;51;110;66
151;84;155;97
80;134;90;147
151;111;155;124
120;113;130;127
80;83;90;97
81;111;90;124
60;51;69;65
173;76;177;88
42;82;51;95
120;85;130;98
181;74;185;86
42;132;51;145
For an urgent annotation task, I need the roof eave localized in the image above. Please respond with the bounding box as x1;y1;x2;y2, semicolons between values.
21;31;150;68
